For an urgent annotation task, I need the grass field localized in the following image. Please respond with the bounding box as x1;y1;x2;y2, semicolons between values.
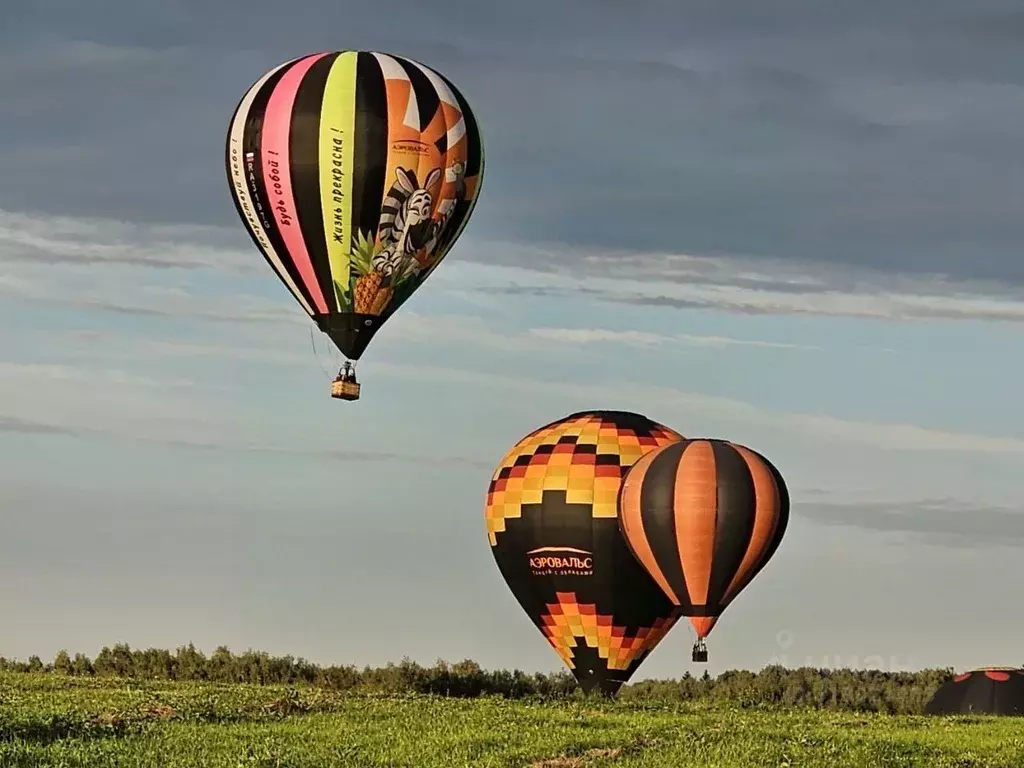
1;673;1022;767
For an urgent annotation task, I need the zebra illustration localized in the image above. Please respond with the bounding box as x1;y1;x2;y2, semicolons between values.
372;165;464;280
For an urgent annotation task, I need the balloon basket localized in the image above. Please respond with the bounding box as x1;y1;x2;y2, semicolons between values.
692;640;708;663
331;361;361;401
331;378;361;401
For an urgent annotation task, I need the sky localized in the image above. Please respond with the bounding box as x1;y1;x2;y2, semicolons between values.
3;0;1024;680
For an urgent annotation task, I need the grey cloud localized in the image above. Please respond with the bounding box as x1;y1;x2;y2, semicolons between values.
0;410;486;468
0;416;83;437
313;448;492;470
616;294;767;313
153;440;492;471
2;0;1023;286
798;498;1024;548
10;291;297;325
607;294;1024;323
8;248;222;271
0;210;255;272
474;261;1024;323
959;9;1024;42
9;203;1024;324
74;299;294;325
0;269;301;326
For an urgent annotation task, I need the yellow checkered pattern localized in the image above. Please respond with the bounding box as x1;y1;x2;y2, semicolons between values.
485;413;682;545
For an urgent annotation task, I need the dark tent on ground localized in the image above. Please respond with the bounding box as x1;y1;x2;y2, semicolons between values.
925;668;1024;716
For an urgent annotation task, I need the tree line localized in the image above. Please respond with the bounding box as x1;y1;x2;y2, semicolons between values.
0;644;960;714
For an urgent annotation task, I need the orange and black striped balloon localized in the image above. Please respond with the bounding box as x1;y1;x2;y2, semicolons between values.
617;439;789;640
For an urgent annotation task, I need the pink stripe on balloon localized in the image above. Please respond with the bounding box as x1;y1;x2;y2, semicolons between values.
260;53;329;313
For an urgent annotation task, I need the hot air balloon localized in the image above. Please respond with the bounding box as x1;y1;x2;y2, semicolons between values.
485;411;685;695
617;439;789;663
925;669;1024;715
225;51;484;400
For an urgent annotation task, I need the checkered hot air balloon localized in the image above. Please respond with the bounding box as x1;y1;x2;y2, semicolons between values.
485;410;686;696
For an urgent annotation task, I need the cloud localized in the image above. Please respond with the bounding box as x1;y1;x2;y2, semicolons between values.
0;361;194;390
0;360;237;449
4;203;1023;473
468;247;1024;324
374;313;552;352
124;437;493;470
16;308;1024;466
609;287;1024;324
527;328;668;347
0;416;82;437
8;208;1024;327
527;327;817;350
0;39;188;74
799;497;1024;548
370;360;1024;457
382;314;814;354
0;209;255;272
0;397;489;469
259;446;493;470
675;333;814;350
120;337;309;367
0;270;301;326
2;0;1023;289
18;310;816;378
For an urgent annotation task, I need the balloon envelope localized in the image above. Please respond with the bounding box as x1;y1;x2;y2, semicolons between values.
617;438;789;640
485;411;685;695
925;669;1024;715
226;50;484;360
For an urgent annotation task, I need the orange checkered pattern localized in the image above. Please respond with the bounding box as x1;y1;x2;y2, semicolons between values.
540;591;679;671
485;413;682;545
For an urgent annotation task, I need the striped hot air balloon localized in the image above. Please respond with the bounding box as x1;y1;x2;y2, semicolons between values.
617;439;789;662
225;51;484;400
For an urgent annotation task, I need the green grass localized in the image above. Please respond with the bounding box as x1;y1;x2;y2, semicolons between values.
2;674;1022;767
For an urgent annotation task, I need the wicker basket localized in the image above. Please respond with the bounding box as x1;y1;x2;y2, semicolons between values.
331;379;361;401
692;642;708;663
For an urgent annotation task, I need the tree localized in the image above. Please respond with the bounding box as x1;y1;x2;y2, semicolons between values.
53;650;72;675
71;653;94;676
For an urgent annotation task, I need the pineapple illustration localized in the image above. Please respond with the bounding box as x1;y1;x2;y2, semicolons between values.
350;230;393;315
369;286;392;315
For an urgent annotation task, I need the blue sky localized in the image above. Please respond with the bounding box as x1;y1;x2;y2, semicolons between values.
3;0;1024;678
